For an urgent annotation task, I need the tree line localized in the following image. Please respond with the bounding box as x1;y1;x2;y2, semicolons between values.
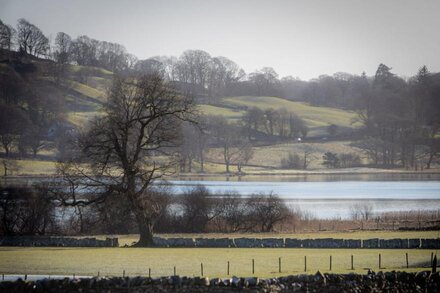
353;65;440;169
0;183;292;236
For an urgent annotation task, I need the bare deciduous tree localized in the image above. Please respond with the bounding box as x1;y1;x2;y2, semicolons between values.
57;74;195;246
16;18;49;57
54;32;72;64
350;202;374;221
0;19;15;50
247;193;291;232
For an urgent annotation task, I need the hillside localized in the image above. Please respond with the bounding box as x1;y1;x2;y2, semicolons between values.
0;56;111;131
198;96;360;138
0;56;388;176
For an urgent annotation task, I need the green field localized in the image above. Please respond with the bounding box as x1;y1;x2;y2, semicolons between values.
222;96;360;128
65;80;106;103
206;140;364;170
0;247;434;278
198;104;244;120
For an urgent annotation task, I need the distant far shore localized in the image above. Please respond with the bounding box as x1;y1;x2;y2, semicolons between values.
3;167;440;181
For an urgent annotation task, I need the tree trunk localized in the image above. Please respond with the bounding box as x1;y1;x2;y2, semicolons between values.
200;150;204;173
136;219;154;247
426;152;434;169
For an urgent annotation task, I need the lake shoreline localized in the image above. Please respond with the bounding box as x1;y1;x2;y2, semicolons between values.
4;167;440;182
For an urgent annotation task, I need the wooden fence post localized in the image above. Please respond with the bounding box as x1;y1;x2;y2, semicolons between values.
351;255;354;270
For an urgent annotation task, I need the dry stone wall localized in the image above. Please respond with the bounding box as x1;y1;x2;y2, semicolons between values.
152;237;440;249
1;236;439;248
1;271;439;292
0;236;118;247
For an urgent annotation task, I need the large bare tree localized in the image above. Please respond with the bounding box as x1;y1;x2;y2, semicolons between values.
16;18;49;57
57;74;195;246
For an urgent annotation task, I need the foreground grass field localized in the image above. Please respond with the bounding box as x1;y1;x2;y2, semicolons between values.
0;247;435;278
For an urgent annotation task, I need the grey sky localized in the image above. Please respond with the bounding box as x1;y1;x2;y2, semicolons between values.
1;0;439;80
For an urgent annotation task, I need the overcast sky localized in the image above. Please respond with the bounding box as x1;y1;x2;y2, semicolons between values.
1;0;439;80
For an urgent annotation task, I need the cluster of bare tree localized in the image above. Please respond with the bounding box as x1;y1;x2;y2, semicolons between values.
241;107;308;140
176;116;255;174
321;152;361;169
353;65;440;169
177;108;309;174
0;181;292;237
0;184;57;235
280;148;315;170
158;187;292;233
0;18;134;73
349;203;374;221
0;18;49;57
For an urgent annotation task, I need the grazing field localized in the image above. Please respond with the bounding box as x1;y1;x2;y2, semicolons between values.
205;140;364;170
0;247;434;278
222;96;360;129
65;80;106;102
198;104;244;120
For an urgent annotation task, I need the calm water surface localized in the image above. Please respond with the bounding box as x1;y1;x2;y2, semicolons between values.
6;174;440;219
168;179;440;219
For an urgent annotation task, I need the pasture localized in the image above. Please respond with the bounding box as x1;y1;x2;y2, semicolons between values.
222;96;360;129
0;247;435;278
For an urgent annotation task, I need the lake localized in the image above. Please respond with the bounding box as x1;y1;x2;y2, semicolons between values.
168;178;440;219
5;174;440;219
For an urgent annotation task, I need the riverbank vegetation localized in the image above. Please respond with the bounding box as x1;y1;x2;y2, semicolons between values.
1;183;439;239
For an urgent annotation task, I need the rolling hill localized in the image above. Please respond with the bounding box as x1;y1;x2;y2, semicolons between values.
198;96;360;137
0;56;365;175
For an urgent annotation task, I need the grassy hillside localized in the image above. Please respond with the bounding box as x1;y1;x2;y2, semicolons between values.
0;58;372;176
223;96;359;128
197;96;361;137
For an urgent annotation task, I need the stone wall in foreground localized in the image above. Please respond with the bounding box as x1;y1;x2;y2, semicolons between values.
153;237;440;249
1;271;439;292
0;236;119;247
